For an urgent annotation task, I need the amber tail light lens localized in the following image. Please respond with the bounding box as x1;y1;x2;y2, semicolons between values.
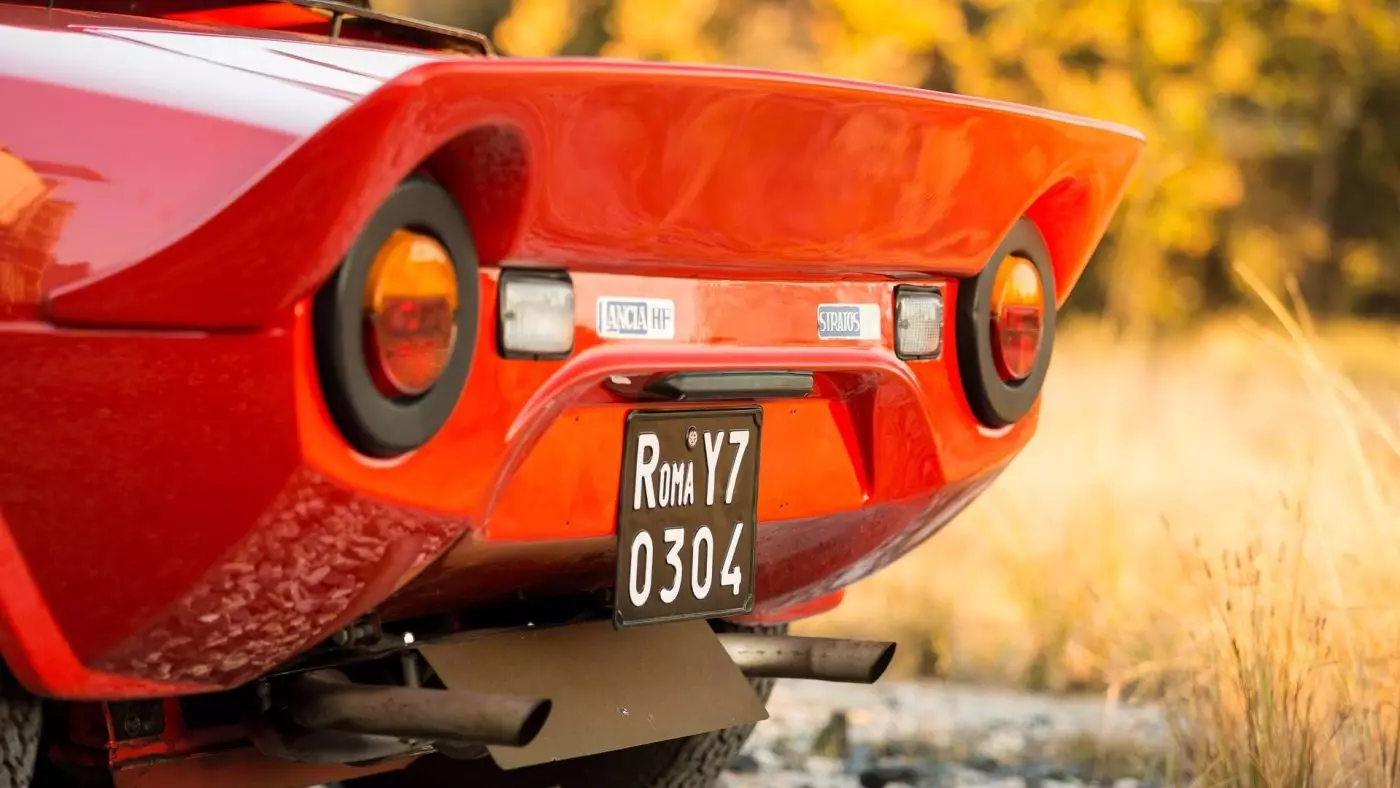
989;255;1045;382
362;229;459;399
953;217;1056;429
314;176;480;458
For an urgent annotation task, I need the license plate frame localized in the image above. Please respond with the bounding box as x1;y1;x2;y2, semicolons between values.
613;407;761;627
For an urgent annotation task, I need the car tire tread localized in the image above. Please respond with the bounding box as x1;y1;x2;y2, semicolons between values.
0;666;39;788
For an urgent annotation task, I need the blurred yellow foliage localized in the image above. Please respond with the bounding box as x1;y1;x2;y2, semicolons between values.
488;0;1400;325
493;0;578;56
1211;28;1263;94
823;0;961;51
1343;242;1384;287
604;0;720;61
1143;0;1204;65
1232;224;1293;290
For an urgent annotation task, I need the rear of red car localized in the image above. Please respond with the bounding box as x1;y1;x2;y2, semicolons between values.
0;3;1144;786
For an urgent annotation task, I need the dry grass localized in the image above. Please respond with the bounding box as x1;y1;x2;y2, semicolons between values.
797;287;1400;785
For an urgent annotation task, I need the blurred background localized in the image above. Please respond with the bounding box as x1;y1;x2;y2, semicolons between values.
390;1;1400;782
388;0;1400;331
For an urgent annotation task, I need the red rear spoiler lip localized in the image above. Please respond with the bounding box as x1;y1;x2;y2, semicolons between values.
493;57;1147;142
33;54;1144;329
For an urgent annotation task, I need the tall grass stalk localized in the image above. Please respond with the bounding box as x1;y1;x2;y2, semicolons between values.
799;281;1400;785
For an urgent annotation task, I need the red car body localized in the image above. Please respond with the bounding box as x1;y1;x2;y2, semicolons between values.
0;2;1143;784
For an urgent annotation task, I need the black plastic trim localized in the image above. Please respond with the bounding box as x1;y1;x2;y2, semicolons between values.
496;268;575;361
108;700;165;741
313;176;481;458
640;371;814;402
954;218;1057;428
282;0;494;55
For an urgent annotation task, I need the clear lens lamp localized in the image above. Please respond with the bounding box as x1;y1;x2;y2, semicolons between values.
895;286;945;360
499;272;575;358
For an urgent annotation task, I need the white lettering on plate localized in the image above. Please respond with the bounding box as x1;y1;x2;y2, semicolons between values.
625;425;754;609
597;297;676;340
633;428;750;512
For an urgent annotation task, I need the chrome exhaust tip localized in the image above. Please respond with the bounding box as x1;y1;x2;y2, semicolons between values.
717;634;897;684
253;669;554;763
286;670;553;748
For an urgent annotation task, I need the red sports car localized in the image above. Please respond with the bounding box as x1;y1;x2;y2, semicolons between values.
0;2;1144;786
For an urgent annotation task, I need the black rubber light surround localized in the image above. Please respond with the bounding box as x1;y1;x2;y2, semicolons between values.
314;176;481;458
955;217;1057;429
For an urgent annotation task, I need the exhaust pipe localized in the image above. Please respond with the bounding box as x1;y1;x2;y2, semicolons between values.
718;634;896;684
286;670;552;748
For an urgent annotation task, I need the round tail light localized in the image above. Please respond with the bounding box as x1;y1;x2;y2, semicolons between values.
989;255;1045;382
314;176;480;458
362;229;459;398
954;218;1056;428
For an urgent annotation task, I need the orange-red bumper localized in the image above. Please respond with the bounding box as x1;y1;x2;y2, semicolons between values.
0;268;1023;699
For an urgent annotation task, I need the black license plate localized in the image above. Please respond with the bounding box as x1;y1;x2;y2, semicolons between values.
614;407;760;627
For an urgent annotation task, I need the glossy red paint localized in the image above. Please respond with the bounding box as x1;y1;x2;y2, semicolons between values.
0;7;1145;700
0;7;1141;330
161;2;328;30
730;590;847;627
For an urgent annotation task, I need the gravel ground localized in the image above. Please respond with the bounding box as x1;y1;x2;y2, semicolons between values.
721;681;1171;788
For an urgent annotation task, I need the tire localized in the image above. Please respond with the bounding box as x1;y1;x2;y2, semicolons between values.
0;665;39;788
350;621;784;788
